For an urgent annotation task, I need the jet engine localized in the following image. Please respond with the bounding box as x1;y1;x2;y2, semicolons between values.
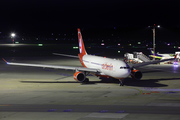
131;69;142;80
73;71;86;82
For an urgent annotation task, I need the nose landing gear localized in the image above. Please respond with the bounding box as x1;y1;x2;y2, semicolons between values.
119;79;124;86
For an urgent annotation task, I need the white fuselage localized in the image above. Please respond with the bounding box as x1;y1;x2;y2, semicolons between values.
82;55;131;79
159;54;174;60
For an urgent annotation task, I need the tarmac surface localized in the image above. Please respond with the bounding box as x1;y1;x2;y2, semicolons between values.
0;44;180;120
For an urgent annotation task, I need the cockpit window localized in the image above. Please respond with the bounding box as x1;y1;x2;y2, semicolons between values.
120;66;130;69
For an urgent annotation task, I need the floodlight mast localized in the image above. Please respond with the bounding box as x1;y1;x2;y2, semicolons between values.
153;25;155;60
149;24;160;60
11;33;15;44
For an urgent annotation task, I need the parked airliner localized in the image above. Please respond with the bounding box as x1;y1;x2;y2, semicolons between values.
149;48;174;60
3;28;176;86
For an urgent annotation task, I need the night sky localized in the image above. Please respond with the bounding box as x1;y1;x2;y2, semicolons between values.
0;0;180;39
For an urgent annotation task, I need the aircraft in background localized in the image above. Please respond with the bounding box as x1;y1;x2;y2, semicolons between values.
3;29;177;86
149;48;174;60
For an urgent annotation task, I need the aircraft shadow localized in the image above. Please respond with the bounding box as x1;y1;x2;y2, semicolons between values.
96;77;180;87
20;81;85;84
20;77;180;87
20;80;114;85
20;77;119;85
141;70;165;74
123;77;180;87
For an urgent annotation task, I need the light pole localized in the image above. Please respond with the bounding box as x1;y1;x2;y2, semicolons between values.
148;24;160;60
11;33;15;44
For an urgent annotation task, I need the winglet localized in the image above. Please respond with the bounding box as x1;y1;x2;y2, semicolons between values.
2;58;9;64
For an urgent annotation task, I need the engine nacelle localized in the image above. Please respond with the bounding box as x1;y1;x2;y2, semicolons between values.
73;71;86;82
131;69;142;80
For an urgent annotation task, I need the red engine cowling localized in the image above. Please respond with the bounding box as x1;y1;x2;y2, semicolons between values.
73;71;86;82
131;70;142;80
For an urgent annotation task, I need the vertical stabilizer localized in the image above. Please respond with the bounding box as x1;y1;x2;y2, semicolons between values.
149;48;155;55
149;48;159;56
148;48;163;59
77;28;87;55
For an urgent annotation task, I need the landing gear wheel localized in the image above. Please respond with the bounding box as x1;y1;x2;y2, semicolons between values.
81;78;89;85
119;82;124;86
84;78;89;83
83;78;89;83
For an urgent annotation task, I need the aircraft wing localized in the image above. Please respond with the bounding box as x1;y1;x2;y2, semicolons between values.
3;59;101;73
129;56;176;68
53;53;79;58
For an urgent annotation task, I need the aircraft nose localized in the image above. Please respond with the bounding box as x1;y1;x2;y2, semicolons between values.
119;68;131;78
123;69;131;77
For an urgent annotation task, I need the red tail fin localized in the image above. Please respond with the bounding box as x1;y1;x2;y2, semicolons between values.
77;28;87;55
174;54;178;64
174;54;177;59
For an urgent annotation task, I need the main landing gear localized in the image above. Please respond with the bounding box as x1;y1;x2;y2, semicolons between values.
84;78;89;82
81;78;89;85
82;71;90;83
